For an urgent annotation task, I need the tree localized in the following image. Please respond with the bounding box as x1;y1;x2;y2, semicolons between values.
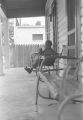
8;22;14;47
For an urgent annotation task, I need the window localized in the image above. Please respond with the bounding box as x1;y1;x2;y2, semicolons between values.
32;34;43;40
67;0;76;57
67;0;75;31
51;0;57;51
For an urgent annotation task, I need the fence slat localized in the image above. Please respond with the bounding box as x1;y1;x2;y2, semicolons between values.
12;44;44;67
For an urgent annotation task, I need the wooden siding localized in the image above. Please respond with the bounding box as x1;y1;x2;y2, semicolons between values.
45;0;67;52
45;0;54;42
79;0;83;77
45;0;81;77
81;0;83;56
45;0;67;74
57;0;67;54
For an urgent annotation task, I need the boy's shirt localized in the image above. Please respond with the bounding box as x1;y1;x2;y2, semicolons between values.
39;48;59;66
41;48;59;58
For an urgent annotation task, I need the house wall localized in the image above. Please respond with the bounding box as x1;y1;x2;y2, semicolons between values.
56;0;67;73
80;0;83;75
81;0;83;56
45;0;67;53
45;0;67;73
45;0;83;77
14;26;45;45
45;0;54;42
57;0;67;53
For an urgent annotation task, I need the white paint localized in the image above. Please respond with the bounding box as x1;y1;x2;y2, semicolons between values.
0;5;9;71
21;17;45;26
14;26;45;45
0;4;6;19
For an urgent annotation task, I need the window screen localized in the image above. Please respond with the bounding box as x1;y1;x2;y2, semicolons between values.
32;34;43;40
67;0;75;31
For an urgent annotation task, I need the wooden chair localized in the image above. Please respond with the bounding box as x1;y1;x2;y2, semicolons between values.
57;93;83;120
36;56;83;105
57;57;83;120
31;53;58;75
35;56;64;105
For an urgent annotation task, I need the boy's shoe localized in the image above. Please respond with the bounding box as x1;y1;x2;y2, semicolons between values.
24;66;33;74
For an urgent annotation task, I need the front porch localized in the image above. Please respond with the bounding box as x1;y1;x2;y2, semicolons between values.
0;0;83;119
0;67;83;120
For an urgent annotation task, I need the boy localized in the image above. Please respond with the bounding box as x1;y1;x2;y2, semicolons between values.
24;40;58;73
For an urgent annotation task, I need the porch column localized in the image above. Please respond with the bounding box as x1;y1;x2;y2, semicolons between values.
0;18;3;75
3;18;9;68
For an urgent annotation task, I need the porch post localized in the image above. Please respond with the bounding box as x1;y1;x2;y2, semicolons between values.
0;18;3;75
3;18;10;68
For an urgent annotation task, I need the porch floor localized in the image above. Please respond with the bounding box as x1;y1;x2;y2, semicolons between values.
0;68;83;120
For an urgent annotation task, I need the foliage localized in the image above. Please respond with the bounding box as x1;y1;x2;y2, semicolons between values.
8;22;14;47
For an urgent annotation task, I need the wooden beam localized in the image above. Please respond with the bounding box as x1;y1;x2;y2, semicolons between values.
7;8;45;18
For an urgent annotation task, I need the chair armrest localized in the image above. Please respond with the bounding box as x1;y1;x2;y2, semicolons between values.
57;93;83;120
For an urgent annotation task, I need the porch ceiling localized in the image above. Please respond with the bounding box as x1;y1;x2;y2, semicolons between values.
1;0;47;18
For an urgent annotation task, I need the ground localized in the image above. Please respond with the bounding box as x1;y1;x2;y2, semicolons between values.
0;68;83;120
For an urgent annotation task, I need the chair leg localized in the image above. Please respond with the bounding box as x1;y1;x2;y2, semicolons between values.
36;69;37;76
35;76;40;105
36;90;38;105
49;90;51;98
47;66;50;75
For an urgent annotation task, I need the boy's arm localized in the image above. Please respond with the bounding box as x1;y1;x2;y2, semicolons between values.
38;48;45;56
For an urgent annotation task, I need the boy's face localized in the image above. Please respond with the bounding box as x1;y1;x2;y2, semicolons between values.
45;42;51;49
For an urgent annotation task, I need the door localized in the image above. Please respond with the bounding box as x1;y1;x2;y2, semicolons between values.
51;0;57;52
67;0;77;58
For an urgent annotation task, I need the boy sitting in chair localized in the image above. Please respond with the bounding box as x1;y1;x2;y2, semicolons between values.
24;40;59;73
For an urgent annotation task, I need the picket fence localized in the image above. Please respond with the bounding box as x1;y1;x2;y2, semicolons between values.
10;44;44;67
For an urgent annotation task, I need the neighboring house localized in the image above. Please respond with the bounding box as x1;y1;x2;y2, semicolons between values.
8;25;45;67
14;25;45;45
